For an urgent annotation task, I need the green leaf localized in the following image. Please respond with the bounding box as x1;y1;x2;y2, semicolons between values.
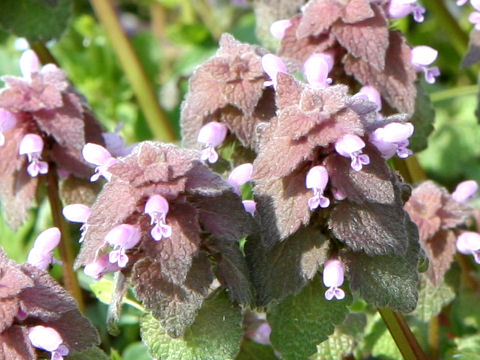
311;329;354;360
67;346;110;360
235;340;277;360
412;275;455;322
123;342;153;360
362;313;402;360
141;291;243;360
90;277;115;305
0;0;72;42
246;228;329;305
409;82;435;153
342;217;420;312
445;334;480;360
267;275;351;360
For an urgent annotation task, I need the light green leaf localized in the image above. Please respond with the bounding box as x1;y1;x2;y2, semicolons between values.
362;314;401;360
311;330;355;360
90;277;115;305
412;275;455;322
267;275;351;360
235;340;277;360
67;346;110;360
446;334;480;360
0;0;72;42
409;82;435;152
141;291;243;360
123;342;153;360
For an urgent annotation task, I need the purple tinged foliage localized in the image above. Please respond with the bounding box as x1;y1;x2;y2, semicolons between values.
323;259;345;301
305;165;330;210
28;325;69;360
105;224;141;268
386;0;426;23
19;133;49;177
411;46;440;84
26;227;61;270
144;194;172;241
303;53;333;89
369;122;414;159
82;143;117;181
335;134;370;171
261;54;287;89
197;121;228;163
452;180;478;203
456;231;480;263
270;19;293;39
227;163;253;194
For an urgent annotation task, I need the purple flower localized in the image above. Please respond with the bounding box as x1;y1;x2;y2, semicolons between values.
26;227;61;270
270;19;292;39
411;46;440;84
261;54;287;89
457;231;480;263
242;199;257;216
452;180;478;203
84;253;121;279
335;134;370;171
0;109;18;146
468;0;480;30
82;143;117;182
19;133;49;177
386;0;426;22
245;322;272;345
197;121;228;163
369;122;414;159
62;204;91;223
144;194;172;241
306;165;330;210
323;259;345;300
303;53;333;89
28;325;69;360
19;50;41;80
356;85;382;112
457;0;468;5
105;224;141;268
227;163;253;194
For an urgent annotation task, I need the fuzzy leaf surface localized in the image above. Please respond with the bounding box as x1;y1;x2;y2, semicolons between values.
312;329;355;360
412;275;455;322
267;275;351;360
0;326;35;360
408;82;435;152
236;340;277;360
141;291;243;360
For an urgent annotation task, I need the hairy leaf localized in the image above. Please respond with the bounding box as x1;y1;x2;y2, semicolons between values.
245;228;328;305
0;0;71;41
424;230;457;285
312;329;355;360
268;275;351;360
462;29;480;68
412;274;455;322
0;248;33;298
141;291;243;360
236;340;277;360
409;82;435;152
297;0;343;38
0;297;19;333
0;326;35;360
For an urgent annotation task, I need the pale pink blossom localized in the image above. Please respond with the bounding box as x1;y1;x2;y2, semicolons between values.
457;231;480;263
84;254;121;279
411;46;440;84
303;53;333;89
227;163;253;194
323;259;345;300
242;200;256;216
19;49;40;80
306;165;330;210
261;54;287;89
452;180;478;203
369;122;414;159
386;0;426;22
28;325;69;360
26;227;61;270
82;143;117;182
0;109;18;146
144;194;172;241
105;224;141;268
335;134;370;171
19;133;49;177
270;19;292;39
197;121;228;163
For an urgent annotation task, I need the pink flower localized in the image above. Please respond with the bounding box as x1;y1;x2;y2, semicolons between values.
356;86;382;112
19;49;40;80
105;224;141;268
62;204;91;223
26;227;61;270
242;200;257;216
82;143;117;182
411;46;440;84
303;53;333;89
245;322;272;345
335;134;370;171
28;325;69;360
84;254;121;279
386;0;426;22
197;121;228;163
19;133;49;177
457;231;480;263
452;180;478;203
323;259;345;300
0;109;18;146
261;54;287;89
457;0;468;5
227;163;253;194
306;165;330;210
369;122;414;159
144;194;172;241
270;19;292;39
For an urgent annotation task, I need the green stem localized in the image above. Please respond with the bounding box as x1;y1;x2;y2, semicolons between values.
393;156;427;184
46;166;85;312
428;315;439;360
89;0;177;142
378;307;429;360
430;85;478;103
29;41;59;66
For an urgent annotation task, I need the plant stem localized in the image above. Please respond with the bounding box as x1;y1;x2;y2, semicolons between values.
428;315;439;360
378;307;429;360
430;85;478;103
89;0;177;142
29;41;59;66
46;166;85;312
393;156;427;184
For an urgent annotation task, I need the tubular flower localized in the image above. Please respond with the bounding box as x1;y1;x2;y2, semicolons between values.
28;325;69;360
144;194;172;241
105;224;141;268
303;53;333;89
270;19;292;39
19;133;49;177
227;163;253;194
62;204;91;242
386;0;426;22
0;109;18;146
19;49;40;80
335;134;370;171
306;165;330;210
261;54;287;89
356;85;382;112
26;227;61;270
369;122;414;159
197;121;228;163
84;253;121;280
323;259;346;300
456;231;480;263
452;180;478;203
411;46;440;84
82;143;117;182
242;199;257;216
